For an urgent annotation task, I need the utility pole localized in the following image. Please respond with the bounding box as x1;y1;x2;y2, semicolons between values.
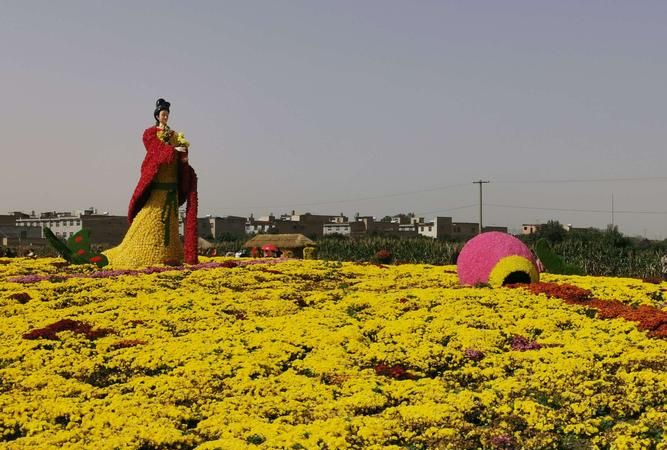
611;193;614;228
473;180;489;234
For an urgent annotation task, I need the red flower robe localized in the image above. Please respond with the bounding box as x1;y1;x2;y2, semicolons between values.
127;126;199;265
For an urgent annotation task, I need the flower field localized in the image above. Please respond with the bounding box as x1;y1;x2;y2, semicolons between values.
1;257;667;450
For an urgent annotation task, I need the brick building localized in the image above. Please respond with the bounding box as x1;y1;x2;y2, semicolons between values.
196;215;247;240
16;208;128;247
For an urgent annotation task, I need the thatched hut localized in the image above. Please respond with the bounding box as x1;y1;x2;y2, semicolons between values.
198;237;216;255
198;237;214;250
243;234;315;258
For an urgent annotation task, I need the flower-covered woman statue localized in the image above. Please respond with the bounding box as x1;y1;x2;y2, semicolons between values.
103;98;199;267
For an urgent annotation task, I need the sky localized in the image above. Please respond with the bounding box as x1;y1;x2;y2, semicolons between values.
2;1;666;238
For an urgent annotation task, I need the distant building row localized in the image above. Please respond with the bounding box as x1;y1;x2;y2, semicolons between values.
197;211;507;241
2;208;509;249
521;223;595;235
1;209;126;249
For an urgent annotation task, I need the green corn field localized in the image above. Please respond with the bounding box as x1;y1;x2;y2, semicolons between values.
208;235;664;279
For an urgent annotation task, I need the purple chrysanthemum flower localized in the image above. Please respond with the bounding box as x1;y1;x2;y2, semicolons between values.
464;348;485;361
510;335;541;351
491;434;516;449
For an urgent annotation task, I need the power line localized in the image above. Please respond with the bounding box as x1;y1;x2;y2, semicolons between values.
413;204;477;216
212;175;667;218
216;175;667;211
486;203;667;215
494;176;667;184
217;182;470;210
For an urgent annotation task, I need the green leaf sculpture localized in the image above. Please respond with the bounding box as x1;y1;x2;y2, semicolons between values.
44;227;108;267
44;227;72;261
534;238;583;275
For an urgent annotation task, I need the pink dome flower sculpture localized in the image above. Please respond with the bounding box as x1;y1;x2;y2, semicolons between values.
457;232;539;287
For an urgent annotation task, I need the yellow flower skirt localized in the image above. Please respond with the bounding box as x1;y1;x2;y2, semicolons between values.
104;165;183;268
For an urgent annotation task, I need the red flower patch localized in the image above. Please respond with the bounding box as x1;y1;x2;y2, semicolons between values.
491;435;517;450
50;261;69;268
219;260;238;268
9;292;31;304
375;249;392;264
509;282;667;340
109;339;147;350
464;348;485;361
507;282;592;302
374;363;418;380
23;319;115;341
652;324;667;339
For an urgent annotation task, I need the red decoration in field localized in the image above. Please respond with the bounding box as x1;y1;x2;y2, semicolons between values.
375;249;392;264
75;236;83;243
219;260;239;268
491;435;517;450
9;292;31;304
374;363;418;380
50;261;69;268
508;282;667;339
510;281;592;302
464;348;485;361
22;319;115;341
109;339;147;350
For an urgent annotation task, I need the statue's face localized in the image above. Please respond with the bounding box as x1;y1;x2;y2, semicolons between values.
158;110;169;126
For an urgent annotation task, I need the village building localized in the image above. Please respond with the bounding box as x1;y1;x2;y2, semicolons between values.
522;223;541;235
245;214;275;234
323;221;366;237
417;216;454;239
0;212;43;249
15;208;128;247
196;215;246;240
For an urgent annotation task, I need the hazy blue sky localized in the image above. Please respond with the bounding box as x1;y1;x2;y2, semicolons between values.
2;1;666;237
